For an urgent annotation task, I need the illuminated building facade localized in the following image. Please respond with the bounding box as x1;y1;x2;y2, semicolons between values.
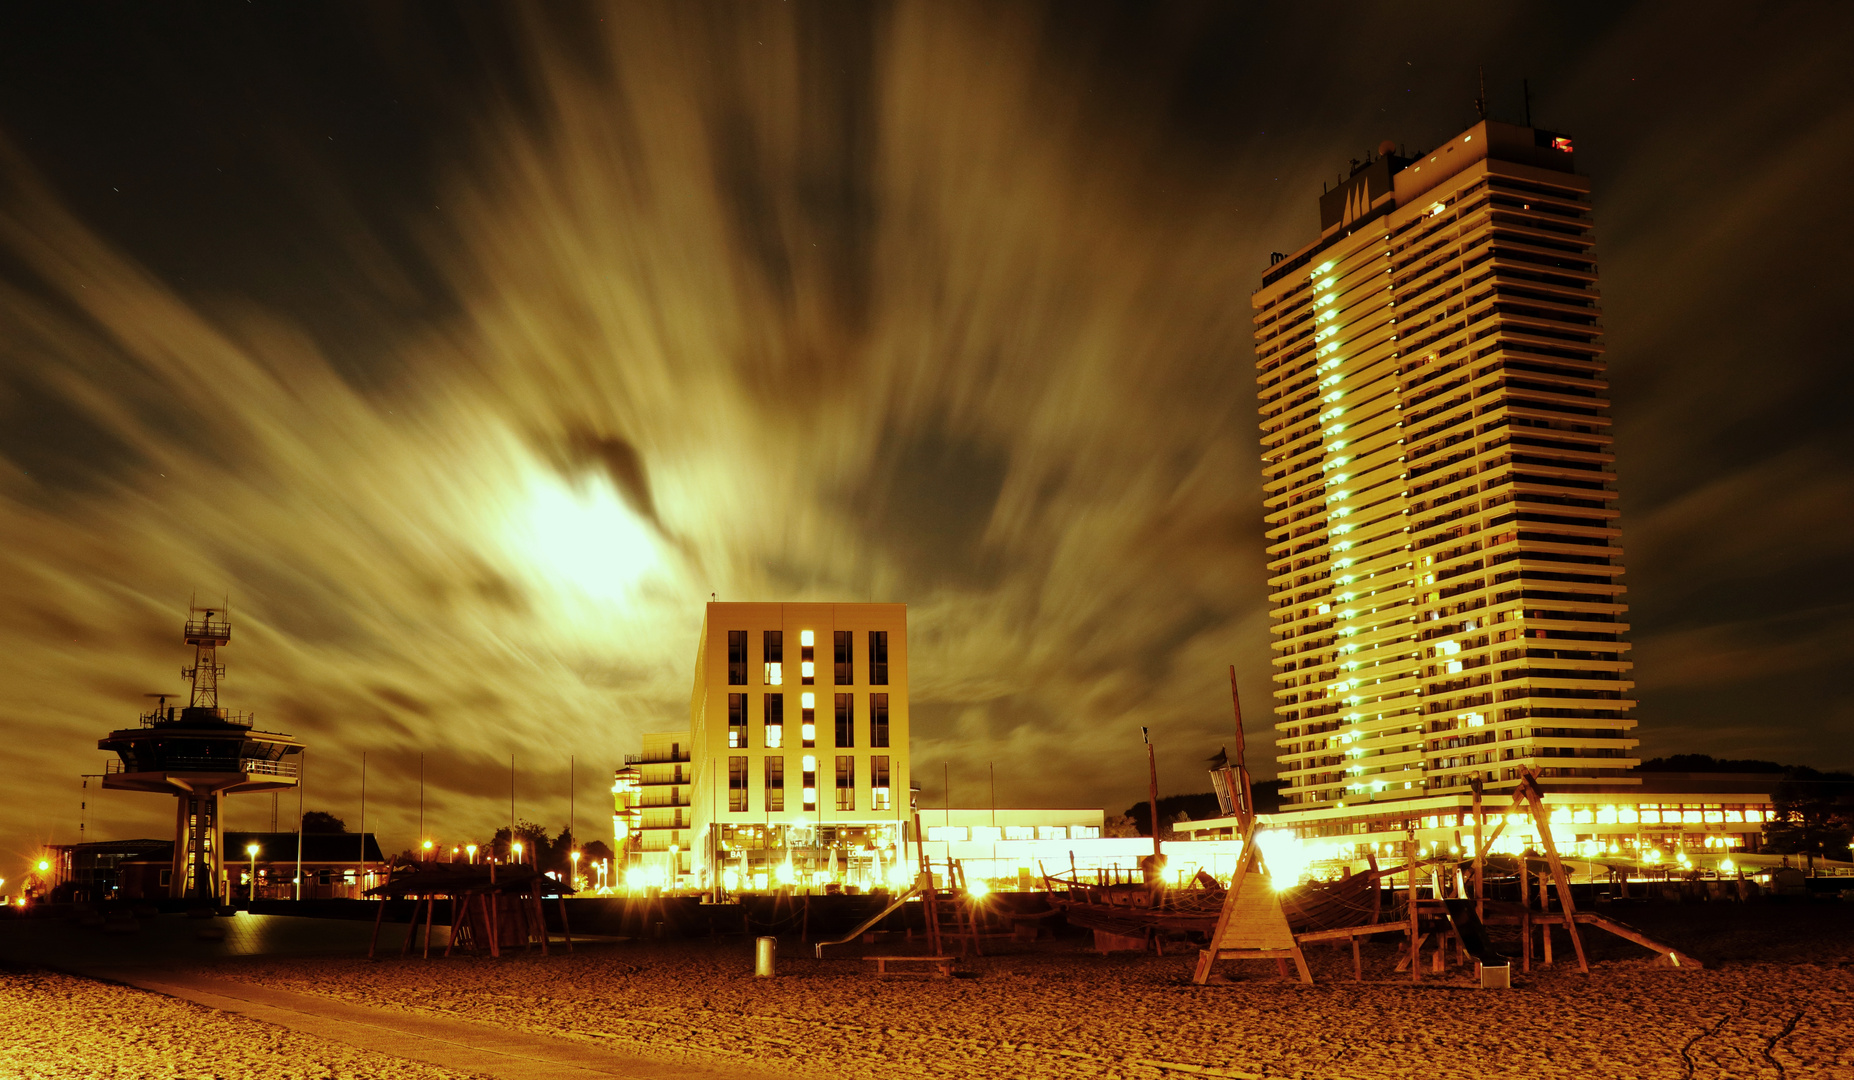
1254;119;1640;818
618;602;911;893
614;731;690;886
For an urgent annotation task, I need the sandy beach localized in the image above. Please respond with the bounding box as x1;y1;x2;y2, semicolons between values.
0;966;483;1080
144;902;1854;1080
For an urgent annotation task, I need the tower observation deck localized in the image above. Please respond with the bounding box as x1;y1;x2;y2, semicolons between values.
98;605;302;903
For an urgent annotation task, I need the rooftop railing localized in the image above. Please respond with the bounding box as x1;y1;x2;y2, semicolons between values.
242;758;300;778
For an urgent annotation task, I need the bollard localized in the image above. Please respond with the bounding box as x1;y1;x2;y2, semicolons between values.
755;935;777;977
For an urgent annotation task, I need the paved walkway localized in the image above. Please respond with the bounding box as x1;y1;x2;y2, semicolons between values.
77;967;794;1080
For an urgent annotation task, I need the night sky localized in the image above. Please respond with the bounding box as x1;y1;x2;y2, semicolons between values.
3;3;1851;856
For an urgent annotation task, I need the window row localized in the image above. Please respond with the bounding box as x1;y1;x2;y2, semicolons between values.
727;755;892;814
727;630;890;686
728;693;889;749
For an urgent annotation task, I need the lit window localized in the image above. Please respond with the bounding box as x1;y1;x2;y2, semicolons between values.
1069;825;1100;839
926;826;968;842
970;826;1002;842
800;630;814;647
871;756;890;811
1003;825;1035;841
1036;826;1069;840
763;630;783;685
727;694;747;748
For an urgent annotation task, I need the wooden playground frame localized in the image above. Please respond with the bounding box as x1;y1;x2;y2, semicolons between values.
1195;768;1700;985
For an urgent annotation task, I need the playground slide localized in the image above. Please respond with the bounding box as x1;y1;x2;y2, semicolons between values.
1441;898;1511;968
812;885;923;959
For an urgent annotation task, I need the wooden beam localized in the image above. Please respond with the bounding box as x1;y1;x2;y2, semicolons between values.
1517;772;1588;974
1574;912;1703;968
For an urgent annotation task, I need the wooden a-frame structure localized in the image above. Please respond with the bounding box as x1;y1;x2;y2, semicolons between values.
1192;821;1312;984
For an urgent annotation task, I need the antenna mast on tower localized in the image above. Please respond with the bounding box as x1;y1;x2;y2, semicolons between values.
182;601;231;711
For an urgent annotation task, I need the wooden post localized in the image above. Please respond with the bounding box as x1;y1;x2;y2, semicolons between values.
399;895;416;956
368;891;389;959
1470;777;1486;918
423;892;435;959
1405;836;1420;983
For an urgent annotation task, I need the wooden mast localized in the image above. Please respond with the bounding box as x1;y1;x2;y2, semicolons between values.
1142;727;1161;861
1228;666;1255;831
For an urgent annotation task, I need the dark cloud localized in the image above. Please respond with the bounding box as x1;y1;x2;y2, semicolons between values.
0;2;1851;856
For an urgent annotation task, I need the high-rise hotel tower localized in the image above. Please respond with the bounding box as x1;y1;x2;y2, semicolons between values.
1254;119;1639;822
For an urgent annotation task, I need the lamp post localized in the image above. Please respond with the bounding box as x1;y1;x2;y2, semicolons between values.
421;840;434;862
570;849;581;890
246;843;260;903
670;844;680;892
466;844;478;865
513;840;524;867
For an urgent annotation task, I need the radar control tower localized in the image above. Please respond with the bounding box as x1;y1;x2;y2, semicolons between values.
98;604;302;903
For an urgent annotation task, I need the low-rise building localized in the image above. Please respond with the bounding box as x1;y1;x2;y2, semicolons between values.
68;831;390;900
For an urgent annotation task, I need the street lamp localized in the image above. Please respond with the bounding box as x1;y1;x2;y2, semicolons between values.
512;841;524;866
35;860;49;873
570;849;581;889
421;840;434;861
466;844;478;865
246;843;260;903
